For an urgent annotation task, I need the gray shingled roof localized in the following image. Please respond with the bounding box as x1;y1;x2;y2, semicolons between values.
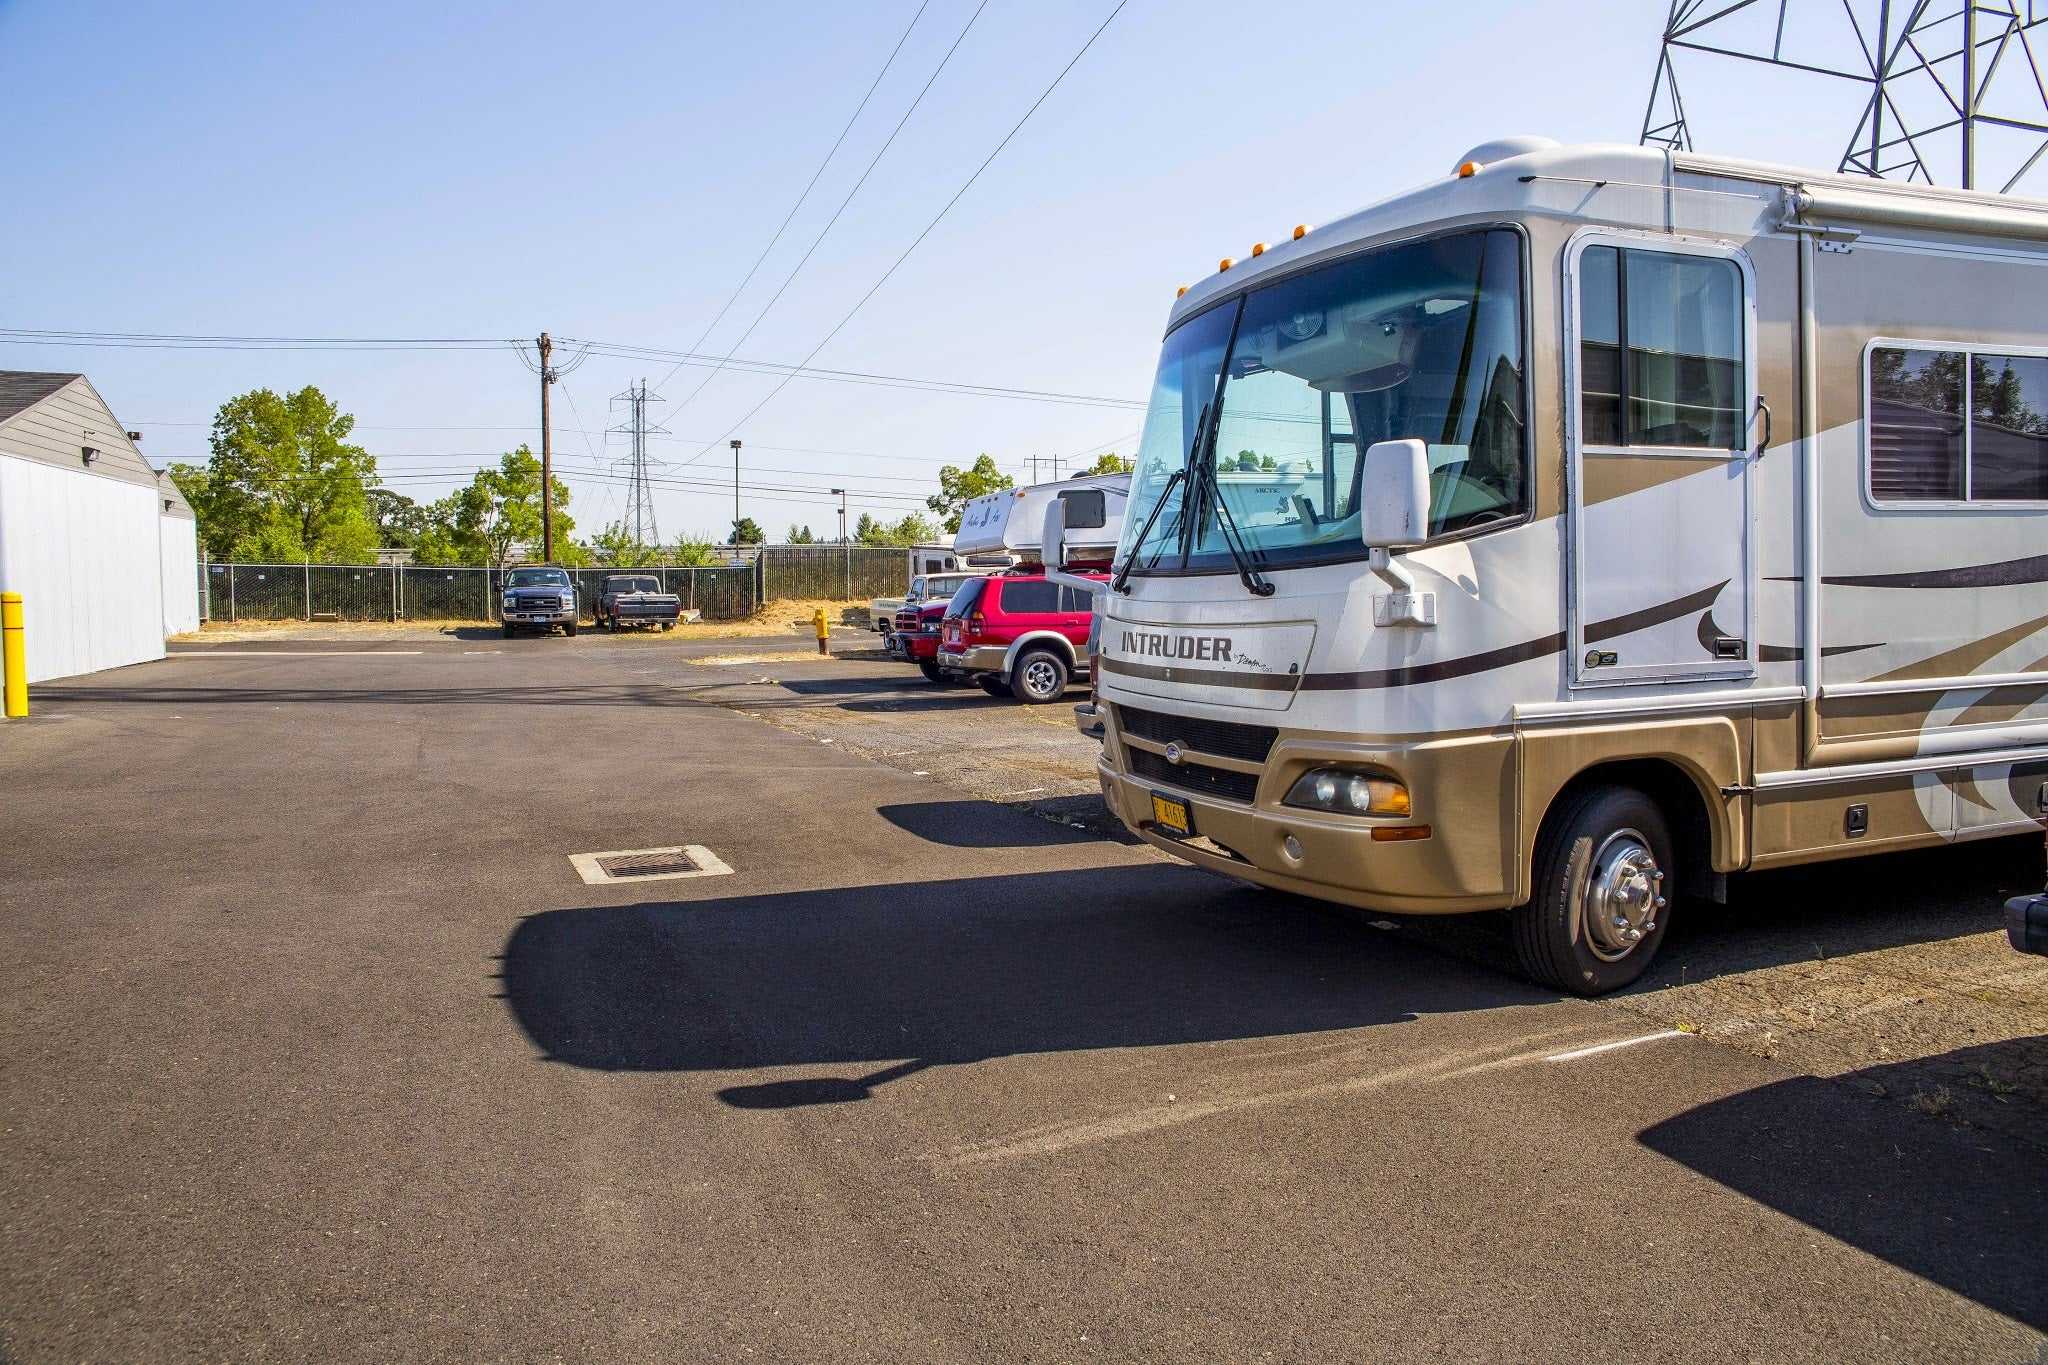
0;370;83;425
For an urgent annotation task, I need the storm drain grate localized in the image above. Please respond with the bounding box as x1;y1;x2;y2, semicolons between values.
600;850;699;877
569;845;733;886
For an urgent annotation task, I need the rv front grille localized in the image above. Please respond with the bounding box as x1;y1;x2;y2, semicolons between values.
1115;704;1277;764
1126;745;1260;805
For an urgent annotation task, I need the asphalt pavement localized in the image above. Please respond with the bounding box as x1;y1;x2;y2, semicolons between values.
2;636;2044;1362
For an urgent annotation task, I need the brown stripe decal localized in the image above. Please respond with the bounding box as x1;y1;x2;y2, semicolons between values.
1769;551;2048;590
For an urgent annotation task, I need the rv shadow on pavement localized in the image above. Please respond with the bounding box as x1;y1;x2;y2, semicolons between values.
1630;835;2043;991
1637;1036;2048;1330
877;800;1101;848
498;867;1547;1105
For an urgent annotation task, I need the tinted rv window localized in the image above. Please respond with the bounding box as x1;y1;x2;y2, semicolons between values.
1578;245;1745;450
1870;348;1966;500
1970;353;2048;501
997;579;1059;614
1059;488;1107;529
1869;346;2048;503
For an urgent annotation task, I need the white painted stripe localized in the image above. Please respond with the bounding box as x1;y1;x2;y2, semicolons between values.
1544;1030;1686;1063
168;649;424;657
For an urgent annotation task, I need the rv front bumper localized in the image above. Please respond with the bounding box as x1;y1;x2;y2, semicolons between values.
1093;713;1516;915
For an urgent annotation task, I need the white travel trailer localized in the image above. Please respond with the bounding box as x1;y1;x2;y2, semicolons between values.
1054;137;2048;994
954;473;1129;564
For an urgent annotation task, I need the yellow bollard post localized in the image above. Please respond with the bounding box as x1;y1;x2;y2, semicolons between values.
813;606;830;656
2;593;25;719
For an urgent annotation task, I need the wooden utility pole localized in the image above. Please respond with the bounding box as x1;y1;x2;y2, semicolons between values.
538;331;555;562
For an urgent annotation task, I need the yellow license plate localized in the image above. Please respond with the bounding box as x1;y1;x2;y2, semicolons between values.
1149;791;1193;838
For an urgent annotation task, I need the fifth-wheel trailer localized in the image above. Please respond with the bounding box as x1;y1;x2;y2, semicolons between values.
1044;136;2048;994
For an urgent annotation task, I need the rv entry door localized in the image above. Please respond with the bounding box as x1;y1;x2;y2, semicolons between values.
1565;234;1757;686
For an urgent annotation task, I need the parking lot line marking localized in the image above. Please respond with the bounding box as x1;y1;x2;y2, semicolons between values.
168;649;425;657
1544;1030;1686;1063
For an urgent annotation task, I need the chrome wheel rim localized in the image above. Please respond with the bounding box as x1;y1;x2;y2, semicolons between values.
1022;659;1060;698
1582;827;1665;962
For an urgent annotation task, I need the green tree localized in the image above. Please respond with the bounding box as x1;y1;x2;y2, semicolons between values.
856;511;940;546
1078;451;1132;475
175;386;378;561
786;523;816;544
1259;454;1278;472
730;516;765;546
366;488;438;549
445;446;573;566
926;453;1014;533
587;521;660;567
670;535;720;567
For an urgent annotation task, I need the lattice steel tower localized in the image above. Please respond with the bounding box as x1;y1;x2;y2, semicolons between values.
609;379;669;547
1642;1;2048;194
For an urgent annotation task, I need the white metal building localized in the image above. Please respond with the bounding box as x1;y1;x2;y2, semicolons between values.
0;371;199;683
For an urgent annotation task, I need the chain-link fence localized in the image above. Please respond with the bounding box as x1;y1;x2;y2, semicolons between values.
201;563;760;623
758;545;914;601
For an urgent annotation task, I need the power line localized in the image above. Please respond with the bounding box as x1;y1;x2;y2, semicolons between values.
7;329;1147;412
651;0;993;418
673;0;1130;470
643;0;933;398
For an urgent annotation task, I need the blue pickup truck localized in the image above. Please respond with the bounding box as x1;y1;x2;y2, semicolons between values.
500;566;578;638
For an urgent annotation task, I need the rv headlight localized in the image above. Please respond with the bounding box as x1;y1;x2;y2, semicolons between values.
1283;768;1410;818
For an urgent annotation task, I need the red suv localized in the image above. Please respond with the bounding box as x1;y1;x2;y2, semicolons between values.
938;568;1106;703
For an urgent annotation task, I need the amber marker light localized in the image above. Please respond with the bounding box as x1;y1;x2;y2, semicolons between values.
1218;257;1235;271
1457;160;1481;178
1371;826;1433;842
1176;285;1188;297
1250;242;1267;256
1292;224;1310;239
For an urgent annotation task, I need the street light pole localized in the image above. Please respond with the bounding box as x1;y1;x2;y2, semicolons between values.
730;439;743;540
831;488;849;599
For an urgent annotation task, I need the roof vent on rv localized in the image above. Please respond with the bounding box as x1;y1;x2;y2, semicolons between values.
1450;136;1560;176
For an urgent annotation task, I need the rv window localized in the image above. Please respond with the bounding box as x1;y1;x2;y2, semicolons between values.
1970;353;2048;501
1578;247;1623;445
1059;488;1107;529
997;579;1059;614
1578;245;1745;450
1869;346;2048;503
1869;348;1965;500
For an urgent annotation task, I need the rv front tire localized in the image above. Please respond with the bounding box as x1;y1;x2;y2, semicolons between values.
1513;786;1674;996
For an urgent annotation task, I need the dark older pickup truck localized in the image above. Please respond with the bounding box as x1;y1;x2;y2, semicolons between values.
592;573;683;631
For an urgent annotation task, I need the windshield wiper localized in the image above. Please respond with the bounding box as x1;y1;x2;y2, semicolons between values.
1192;448;1276;598
1111;399;1207;595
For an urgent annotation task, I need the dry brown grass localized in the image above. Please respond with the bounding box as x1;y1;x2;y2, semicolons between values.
172;598;879;644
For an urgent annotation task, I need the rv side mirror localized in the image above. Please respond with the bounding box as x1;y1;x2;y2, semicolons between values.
1041;496;1067;569
1359;438;1431;551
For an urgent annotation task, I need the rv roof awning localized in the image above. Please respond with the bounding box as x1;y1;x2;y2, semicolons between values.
1791;183;2048;243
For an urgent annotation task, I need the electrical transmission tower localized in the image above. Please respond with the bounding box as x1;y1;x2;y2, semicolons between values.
608;379;669;547
1642;1;2048;194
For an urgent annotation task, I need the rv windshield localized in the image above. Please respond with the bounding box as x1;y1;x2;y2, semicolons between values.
1122;227;1526;577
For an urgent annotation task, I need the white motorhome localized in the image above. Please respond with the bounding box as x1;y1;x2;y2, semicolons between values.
1058;137;2048;994
954;473;1130;563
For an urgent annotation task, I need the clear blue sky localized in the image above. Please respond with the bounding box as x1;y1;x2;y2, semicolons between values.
0;0;1891;541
